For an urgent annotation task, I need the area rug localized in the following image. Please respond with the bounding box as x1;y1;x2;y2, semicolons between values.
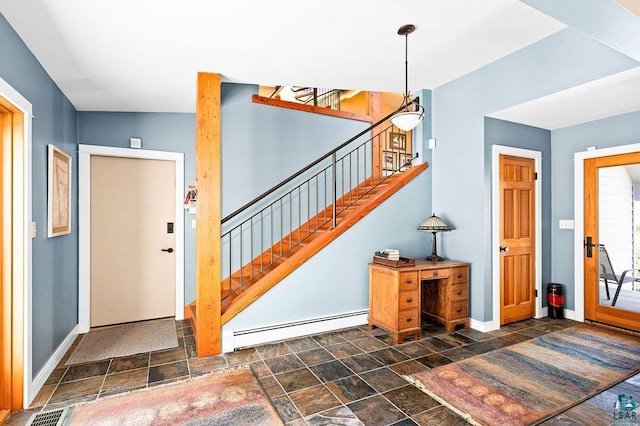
66;318;178;365
405;324;640;426
64;367;284;425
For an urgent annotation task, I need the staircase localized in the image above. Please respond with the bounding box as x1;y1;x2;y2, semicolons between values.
187;100;427;349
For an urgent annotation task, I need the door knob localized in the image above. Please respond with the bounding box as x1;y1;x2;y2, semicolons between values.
161;248;174;253
500;246;509;252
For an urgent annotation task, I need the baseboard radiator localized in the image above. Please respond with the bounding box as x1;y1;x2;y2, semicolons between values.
222;309;369;353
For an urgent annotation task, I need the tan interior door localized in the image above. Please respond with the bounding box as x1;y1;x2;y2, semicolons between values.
584;152;640;332
90;156;175;327
500;154;536;325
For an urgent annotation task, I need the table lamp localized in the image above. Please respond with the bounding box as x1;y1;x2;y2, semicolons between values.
417;214;451;261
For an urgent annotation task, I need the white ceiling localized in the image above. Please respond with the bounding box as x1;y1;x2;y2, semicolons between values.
0;0;565;113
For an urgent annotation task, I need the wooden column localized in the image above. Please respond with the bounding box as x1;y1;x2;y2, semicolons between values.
195;73;222;356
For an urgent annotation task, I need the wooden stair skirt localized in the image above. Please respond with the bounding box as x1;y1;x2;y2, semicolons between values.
185;162;427;347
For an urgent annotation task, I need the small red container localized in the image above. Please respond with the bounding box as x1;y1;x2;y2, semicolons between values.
547;283;564;319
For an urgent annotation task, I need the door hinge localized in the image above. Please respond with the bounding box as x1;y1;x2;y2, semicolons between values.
534;172;538;180
535;289;538;298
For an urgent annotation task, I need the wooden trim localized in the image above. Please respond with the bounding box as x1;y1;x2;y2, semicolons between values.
252;95;374;123
221;162;428;324
195;73;222;356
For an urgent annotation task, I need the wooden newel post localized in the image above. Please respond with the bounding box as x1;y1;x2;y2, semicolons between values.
195;72;222;356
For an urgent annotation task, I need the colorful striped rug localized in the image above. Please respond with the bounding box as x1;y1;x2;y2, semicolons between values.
406;324;640;425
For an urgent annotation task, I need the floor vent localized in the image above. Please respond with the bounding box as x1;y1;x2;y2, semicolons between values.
26;408;69;426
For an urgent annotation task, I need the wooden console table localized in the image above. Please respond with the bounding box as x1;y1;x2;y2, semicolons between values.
368;259;470;343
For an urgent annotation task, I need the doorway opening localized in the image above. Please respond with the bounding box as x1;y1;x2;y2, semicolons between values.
78;145;185;333
580;148;640;332
0;78;33;413
491;145;543;330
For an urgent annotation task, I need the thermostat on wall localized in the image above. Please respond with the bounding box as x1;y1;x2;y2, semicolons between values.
130;137;142;149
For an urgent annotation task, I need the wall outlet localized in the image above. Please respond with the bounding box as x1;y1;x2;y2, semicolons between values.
31;221;37;238
428;138;436;149
192;219;196;229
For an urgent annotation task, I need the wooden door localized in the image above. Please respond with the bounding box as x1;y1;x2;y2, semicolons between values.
90;156;176;327
499;155;536;325
584;152;640;332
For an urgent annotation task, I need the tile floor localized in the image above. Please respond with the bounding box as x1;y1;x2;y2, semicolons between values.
6;316;637;425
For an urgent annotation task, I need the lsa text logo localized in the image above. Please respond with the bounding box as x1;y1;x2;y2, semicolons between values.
613;394;638;421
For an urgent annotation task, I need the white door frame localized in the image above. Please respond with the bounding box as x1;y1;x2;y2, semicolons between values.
573;142;640;323
0;77;33;405
78;144;184;333
491;145;543;329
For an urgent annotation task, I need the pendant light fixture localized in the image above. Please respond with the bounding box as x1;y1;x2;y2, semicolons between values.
390;24;425;132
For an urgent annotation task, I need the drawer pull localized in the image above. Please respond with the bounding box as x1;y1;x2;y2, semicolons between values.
456;307;462;313
405;277;413;284
407;297;413;303
457;290;462;296
406;316;413;322
457;273;462;278
433;271;439;277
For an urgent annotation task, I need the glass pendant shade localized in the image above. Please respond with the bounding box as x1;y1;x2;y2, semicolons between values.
390;103;425;131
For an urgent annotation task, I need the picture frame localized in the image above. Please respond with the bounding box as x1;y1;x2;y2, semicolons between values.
390;132;406;150
383;150;398;176
400;153;413;171
48;144;72;237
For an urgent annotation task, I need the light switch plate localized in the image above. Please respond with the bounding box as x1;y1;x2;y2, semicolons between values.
559;219;574;229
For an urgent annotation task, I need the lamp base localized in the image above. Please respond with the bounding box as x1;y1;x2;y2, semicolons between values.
425;254;445;262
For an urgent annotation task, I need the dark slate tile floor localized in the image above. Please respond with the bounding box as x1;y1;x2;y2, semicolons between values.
6;316;638;425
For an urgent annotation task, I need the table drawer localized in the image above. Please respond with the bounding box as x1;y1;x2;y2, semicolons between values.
451;267;468;284
399;290;419;310
398;308;420;329
450;301;468;319
420;268;450;280
450;283;468;301
399;272;418;291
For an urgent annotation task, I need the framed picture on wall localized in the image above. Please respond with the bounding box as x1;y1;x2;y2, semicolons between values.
48;144;72;237
390;132;406;150
400;153;413;171
383;150;398;176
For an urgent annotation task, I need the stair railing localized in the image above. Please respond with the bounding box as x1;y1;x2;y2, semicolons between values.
220;103;417;300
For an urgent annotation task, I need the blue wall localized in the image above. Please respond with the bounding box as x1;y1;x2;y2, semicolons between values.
551;111;640;309
432;27;638;322
220;83;371;217
0;14;79;376
484;118;552;306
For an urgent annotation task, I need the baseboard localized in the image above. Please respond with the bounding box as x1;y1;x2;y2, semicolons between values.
223;310;369;353
469;318;499;332
563;309;576;320
28;325;79;407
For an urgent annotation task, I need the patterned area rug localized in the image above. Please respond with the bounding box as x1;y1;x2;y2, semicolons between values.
65;367;283;425
406;324;640;426
66;318;178;366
